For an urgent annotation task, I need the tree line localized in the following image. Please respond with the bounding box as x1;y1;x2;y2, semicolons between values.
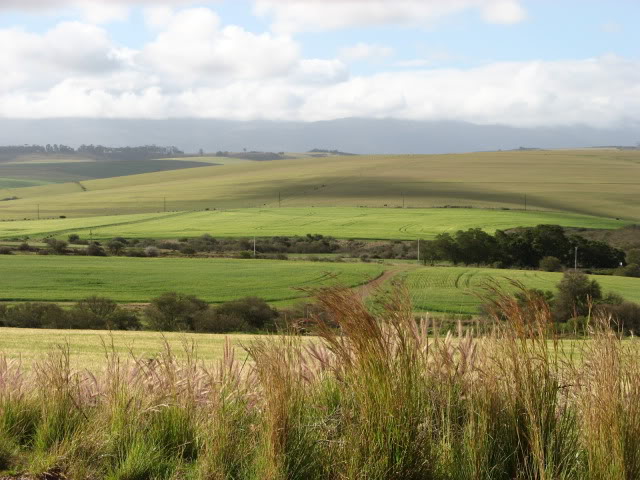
0;294;280;333
420;224;626;269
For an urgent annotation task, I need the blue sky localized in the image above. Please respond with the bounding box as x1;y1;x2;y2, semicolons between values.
0;0;638;126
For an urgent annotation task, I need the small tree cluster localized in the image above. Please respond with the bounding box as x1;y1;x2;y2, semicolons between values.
144;293;278;333
420;225;625;269
0;296;140;330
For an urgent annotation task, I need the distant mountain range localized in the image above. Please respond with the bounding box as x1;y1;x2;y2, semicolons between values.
0;118;638;154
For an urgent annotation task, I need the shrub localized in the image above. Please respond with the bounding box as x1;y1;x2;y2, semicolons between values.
145;292;208;331
596;301;640;334
18;242;31;251
4;303;66;328
539;255;562;272
144;246;160;258
193;310;249;333
615;263;640;278
626;248;640;265
106;239;126;255
0;247;12;255
125;247;146;257
180;246;196;255
44;238;67;255
67;296;117;329
67;234;80;243
553;271;602;322
86;242;106;256
215;297;278;331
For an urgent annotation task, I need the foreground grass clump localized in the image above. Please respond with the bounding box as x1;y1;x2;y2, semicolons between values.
1;286;640;479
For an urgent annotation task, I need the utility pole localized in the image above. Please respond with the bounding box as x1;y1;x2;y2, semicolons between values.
253;236;256;258
417;238;420;264
574;246;578;271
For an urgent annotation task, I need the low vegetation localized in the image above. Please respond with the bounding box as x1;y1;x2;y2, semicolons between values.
1;286;640;479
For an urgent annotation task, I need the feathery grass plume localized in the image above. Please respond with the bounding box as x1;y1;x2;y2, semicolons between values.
196;338;259;480
245;333;328;480
578;315;640;480
474;280;584;480
308;283;458;479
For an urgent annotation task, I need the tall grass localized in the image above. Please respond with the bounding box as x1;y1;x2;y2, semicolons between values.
1;284;639;479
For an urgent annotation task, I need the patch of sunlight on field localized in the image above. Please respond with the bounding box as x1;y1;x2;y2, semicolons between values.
0;207;628;240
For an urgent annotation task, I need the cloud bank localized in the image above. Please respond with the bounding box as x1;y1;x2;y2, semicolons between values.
0;3;639;128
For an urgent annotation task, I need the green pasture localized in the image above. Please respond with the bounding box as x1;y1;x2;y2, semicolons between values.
0;207;627;241
0;255;384;304
405;266;640;314
0;149;638;220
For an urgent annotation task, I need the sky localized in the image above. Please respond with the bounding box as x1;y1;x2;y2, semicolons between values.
0;0;639;128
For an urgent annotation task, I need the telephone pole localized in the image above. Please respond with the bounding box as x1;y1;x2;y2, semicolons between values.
574;246;578;271
253;236;256;258
417;238;420;264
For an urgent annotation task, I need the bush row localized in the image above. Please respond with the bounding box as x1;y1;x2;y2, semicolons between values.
0;294;280;333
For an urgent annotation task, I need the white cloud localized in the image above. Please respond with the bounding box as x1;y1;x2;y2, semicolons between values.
339;43;394;62
254;0;527;33
141;8;301;85
0;0;198;23
0;8;639;129
143;6;175;29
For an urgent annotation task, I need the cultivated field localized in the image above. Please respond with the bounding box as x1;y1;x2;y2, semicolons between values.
0;256;384;304
0;149;638;220
405;266;640;313
0;207;627;241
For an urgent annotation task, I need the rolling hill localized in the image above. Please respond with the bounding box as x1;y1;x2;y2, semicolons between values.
0;149;637;222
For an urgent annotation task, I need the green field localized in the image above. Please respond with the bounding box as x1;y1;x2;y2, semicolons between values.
0;327;255;369
0;149;638;220
0;256;384;304
406;266;640;314
0;207;627;241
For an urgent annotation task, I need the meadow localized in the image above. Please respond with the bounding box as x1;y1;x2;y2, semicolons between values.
0;207;627;241
404;266;640;314
0;149;638;220
0;256;384;304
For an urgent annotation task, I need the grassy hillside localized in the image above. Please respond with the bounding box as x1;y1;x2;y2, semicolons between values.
0;256;383;304
0;207;628;241
405;266;640;314
0;149;638;220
